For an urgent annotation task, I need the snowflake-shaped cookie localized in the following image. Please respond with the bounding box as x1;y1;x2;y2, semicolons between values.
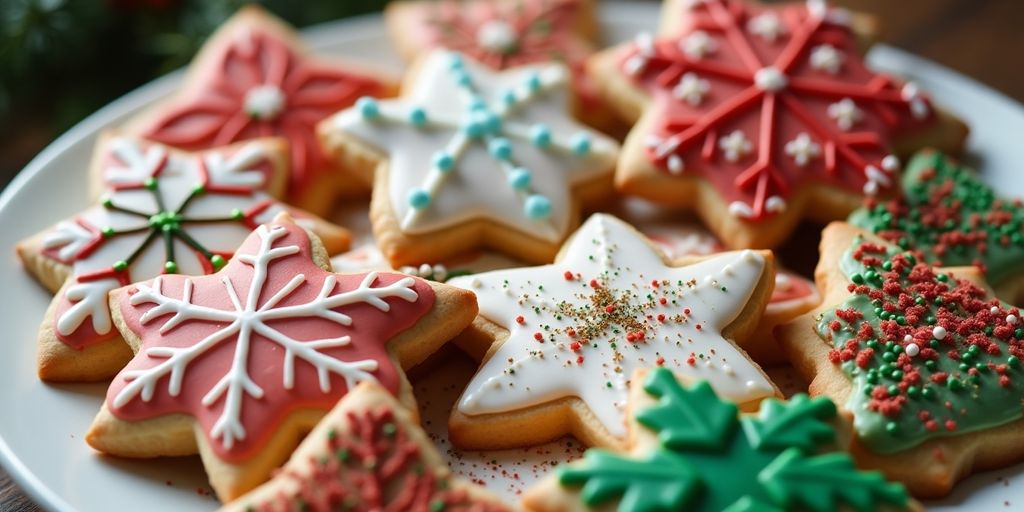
18;135;349;382
129;6;392;213
222;382;511;511
597;0;964;248
447;214;778;450
322;50;619;265
779;222;1024;497
523;367;912;512
86;219;476;500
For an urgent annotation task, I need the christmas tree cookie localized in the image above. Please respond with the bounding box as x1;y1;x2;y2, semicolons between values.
777;222;1024;497
319;50;620;266
221;381;511;511
446;214;780;451
85;216;477;501
384;0;615;132
588;0;968;249
17;135;349;382
523;367;914;512
850;150;1024;302
126;5;396;215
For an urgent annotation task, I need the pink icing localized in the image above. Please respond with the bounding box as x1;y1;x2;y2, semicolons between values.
139;26;384;199
619;0;935;220
105;223;435;462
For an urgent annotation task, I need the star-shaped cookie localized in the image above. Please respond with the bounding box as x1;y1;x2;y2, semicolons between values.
17;135;349;382
86;216;477;501
320;50;620;266
850;150;1024;303
446;214;779;451
126;5;396;215
588;0;967;248
777;222;1024;497
221;381;511;511
524;367;914;512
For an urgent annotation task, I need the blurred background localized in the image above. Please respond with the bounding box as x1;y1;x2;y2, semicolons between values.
0;0;1022;191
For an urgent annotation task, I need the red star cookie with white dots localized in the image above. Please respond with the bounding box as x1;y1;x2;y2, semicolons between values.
589;0;967;249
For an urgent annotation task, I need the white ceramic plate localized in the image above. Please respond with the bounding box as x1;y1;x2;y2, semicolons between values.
2;3;1023;511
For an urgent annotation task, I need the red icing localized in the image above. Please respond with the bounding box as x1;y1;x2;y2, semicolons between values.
252;406;509;512
139;25;384;199
405;0;600;108
105;223;435;462
620;0;934;220
41;141;279;350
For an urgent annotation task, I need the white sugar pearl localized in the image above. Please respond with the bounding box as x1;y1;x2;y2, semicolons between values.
992;306;1000;315
905;343;920;357
904;334;914;343
932;326;947;340
418;263;433;276
1008;314;1019;325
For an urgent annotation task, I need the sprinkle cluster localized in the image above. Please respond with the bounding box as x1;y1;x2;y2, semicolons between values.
852;151;1024;284
816;238;1024;452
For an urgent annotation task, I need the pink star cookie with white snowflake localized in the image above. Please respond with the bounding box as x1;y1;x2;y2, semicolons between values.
126;6;396;215
85;216;477;501
446;214;780;451
589;0;967;249
17;134;350;382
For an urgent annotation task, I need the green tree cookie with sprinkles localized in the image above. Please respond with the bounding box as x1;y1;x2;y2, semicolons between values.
320;50;620;267
778;221;1024;498
523;367;914;512
17;134;350;382
849;150;1024;302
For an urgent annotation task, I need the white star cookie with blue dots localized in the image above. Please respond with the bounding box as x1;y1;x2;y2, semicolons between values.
322;50;619;265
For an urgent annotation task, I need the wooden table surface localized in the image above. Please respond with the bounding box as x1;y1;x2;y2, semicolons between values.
2;1;1022;510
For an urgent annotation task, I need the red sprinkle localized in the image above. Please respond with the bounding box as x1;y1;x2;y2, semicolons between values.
563;271;574;280
533;332;543;342
515;315;525;324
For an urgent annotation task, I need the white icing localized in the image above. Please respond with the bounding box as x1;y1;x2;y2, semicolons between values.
40;137;283;338
243;84;286;120
809;44;844;74
784;132;821;166
765;195;787;213
115;225;418;449
476;20;517;54
450;214;775;438
827;98;863;131
901;82;931;119
747;13;785;42
718;130;753;162
681;30;716;59
329;51;618;242
753;66;787;92
672;72;710;106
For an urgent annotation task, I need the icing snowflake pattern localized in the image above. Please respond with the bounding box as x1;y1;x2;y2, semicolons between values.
107;223;434;461
332;51;617;242
621;0;932;220
138;14;385;198
450;214;775;437
39;138;292;349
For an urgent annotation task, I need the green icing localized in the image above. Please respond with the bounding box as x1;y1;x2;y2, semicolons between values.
557;367;908;512
816;238;1024;453
848;150;1024;285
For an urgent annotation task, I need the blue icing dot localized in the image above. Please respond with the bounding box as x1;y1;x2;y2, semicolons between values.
508;168;531;190
530;124;551;148
408;188;431;209
570;132;592;155
501;89;517;106
524;194;552;220
356;97;379;119
469;97;487;111
525;72;542;92
448;53;464;69
463;113;487;138
433;151;454;172
408;107;427;127
454;69;473;87
484;111;502;134
488;138;513;160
